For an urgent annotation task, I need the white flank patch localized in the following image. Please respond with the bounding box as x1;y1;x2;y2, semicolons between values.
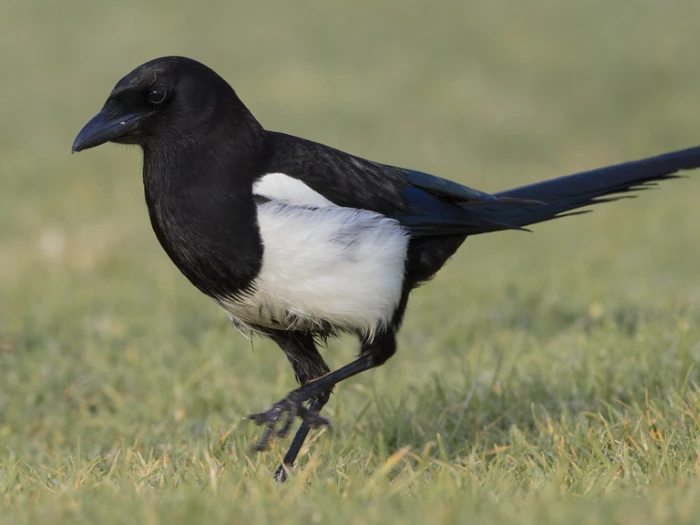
218;201;409;338
253;172;337;208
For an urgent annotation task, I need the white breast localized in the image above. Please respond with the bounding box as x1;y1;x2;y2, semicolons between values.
218;176;409;338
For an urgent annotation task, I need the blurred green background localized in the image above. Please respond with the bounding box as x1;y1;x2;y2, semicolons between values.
2;1;700;523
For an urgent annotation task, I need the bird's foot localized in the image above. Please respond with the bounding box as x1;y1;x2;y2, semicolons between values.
273;464;288;483
247;392;330;452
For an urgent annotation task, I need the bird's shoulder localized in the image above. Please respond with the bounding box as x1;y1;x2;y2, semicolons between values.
255;131;410;215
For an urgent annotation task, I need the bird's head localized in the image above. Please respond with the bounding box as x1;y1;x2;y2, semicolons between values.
72;56;251;154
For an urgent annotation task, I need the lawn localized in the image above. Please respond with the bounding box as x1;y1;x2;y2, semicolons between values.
2;1;700;523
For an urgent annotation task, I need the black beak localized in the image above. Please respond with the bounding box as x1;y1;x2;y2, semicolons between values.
72;107;144;153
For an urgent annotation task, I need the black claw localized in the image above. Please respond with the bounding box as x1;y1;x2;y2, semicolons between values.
274;465;288;483
246;394;331;452
253;423;276;452
310;415;331;429
277;407;297;438
247;412;274;425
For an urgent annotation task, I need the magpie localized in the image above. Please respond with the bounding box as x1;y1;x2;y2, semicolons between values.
73;56;700;482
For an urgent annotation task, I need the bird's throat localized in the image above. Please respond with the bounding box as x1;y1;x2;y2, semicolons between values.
141;141;264;301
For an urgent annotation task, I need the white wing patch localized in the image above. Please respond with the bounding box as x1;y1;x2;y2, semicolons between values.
217;199;409;339
253;172;336;208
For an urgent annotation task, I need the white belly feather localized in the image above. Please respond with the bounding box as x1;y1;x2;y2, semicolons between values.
217;173;409;338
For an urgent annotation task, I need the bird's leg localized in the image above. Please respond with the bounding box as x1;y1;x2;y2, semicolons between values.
263;331;332;482
273;394;329;483
249;331;397;458
248;354;372;449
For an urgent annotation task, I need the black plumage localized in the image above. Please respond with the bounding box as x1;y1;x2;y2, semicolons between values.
72;56;700;481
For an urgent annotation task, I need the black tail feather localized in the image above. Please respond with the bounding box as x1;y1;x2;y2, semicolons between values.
467;146;700;234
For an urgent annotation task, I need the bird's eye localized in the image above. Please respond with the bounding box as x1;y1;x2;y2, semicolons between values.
148;88;169;105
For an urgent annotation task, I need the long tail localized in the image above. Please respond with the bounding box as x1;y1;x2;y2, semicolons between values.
469;145;700;233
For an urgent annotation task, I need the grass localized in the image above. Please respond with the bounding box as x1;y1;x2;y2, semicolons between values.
3;0;700;523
